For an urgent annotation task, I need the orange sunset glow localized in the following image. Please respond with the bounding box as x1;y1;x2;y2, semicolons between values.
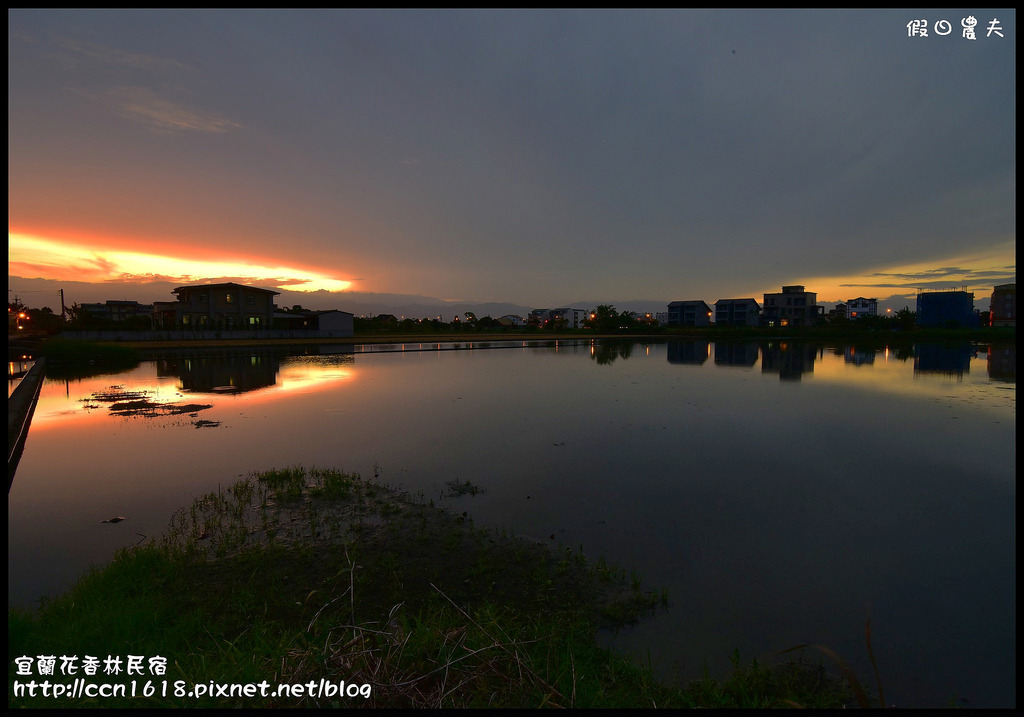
9;232;353;293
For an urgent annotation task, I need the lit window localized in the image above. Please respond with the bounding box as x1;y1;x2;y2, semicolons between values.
225;293;234;304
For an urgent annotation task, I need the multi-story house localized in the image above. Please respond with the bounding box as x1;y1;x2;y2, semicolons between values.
846;297;878;319
713;298;761;327
667;300;712;327
154;282;279;330
916;290;976;327
762;285;822;327
827;303;848;321
529;308;589;328
989;284;1015;327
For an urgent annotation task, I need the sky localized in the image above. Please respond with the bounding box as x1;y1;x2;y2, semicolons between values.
8;9;1016;315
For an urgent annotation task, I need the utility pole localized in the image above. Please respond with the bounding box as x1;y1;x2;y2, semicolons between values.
60;289;67;322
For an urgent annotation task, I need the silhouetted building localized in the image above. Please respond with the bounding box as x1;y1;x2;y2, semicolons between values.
989;284;1015;327
80;300;154;322
762;285;822;327
714;298;761;327
155;282;279;330
530;308;589;328
496;314;526;327
667;301;712;327
827;303;848;321
274;308;354;335
916;290;977;328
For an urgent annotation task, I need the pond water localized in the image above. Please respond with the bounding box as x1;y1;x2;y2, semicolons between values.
8;339;1015;707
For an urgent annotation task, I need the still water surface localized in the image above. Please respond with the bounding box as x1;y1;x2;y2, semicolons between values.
8;339;1015;707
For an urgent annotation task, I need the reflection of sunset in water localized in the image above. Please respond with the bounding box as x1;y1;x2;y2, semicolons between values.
29;359;357;431
809;343;1010;410
274;362;355;394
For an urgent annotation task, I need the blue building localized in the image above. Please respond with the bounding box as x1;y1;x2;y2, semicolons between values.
916;290;977;327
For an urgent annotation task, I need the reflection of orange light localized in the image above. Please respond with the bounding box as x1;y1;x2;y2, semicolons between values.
30;361;357;431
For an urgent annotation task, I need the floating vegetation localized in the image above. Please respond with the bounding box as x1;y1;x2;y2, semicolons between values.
81;386;213;418
109;400;213;417
192;419;221;428
86;389;150;402
442;479;486;498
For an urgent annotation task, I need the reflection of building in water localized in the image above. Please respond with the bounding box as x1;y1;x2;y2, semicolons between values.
666;341;710;365
760;341;818;380
987;345;1015;382
913;343;972;379
156;351;283;393
843;346;877;366
713;342;759;367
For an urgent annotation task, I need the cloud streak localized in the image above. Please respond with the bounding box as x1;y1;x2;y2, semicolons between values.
57;38;190;73
105;87;242;133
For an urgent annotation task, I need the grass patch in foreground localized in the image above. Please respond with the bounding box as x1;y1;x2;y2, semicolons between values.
9;466;852;708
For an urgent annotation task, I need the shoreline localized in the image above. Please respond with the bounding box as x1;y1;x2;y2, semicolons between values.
45;325;1014;351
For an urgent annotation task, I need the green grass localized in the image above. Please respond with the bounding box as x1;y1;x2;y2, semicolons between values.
9;466;854;709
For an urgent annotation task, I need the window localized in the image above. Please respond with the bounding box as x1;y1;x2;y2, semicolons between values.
200;295;208;304
247;295;255;306
225;293;234;304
